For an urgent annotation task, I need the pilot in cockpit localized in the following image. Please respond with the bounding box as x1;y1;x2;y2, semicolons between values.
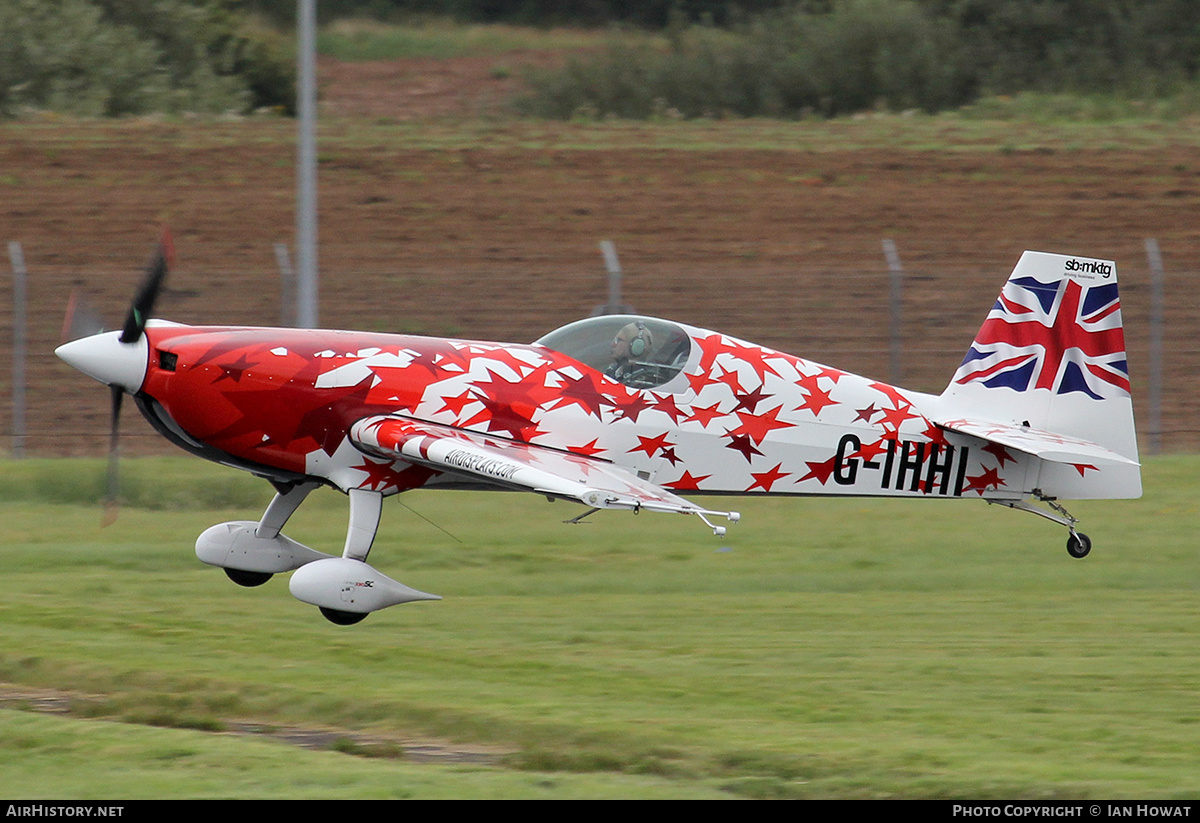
605;320;654;386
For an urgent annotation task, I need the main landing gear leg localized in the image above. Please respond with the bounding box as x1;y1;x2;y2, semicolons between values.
310;489;384;626
988;490;1091;559
220;480;321;587
342;488;382;563
256;480;320;540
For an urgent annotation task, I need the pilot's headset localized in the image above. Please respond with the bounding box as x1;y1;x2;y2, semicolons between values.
625;321;652;358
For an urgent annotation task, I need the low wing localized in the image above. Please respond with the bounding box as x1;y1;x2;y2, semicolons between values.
936;417;1139;467
349;415;740;535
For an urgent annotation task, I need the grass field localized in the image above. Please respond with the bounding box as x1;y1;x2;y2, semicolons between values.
0;456;1196;798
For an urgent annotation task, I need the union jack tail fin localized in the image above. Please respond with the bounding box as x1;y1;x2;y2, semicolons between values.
936;251;1140;499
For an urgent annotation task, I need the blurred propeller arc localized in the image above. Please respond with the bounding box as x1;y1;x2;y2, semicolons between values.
64;230;174;524
60;289;106;344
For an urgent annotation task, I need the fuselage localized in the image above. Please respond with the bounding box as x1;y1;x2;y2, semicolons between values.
102;317;1027;502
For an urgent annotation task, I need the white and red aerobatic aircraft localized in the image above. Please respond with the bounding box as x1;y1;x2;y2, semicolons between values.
57;243;1140;624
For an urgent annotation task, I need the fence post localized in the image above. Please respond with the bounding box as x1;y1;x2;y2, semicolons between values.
8;242;26;459
881;239;903;385
1143;238;1164;455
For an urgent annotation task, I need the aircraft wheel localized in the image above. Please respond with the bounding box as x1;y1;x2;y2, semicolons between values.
319;607;368;626
1066;532;1092;559
225;568;273;587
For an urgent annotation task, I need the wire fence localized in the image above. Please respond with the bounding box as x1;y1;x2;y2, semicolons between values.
4;236;1198;458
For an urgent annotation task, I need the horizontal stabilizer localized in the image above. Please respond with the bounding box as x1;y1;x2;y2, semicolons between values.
937;417;1139;467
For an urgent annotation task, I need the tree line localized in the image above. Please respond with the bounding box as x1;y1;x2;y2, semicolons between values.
4;1;1198;119
0;0;294;117
513;0;1200;118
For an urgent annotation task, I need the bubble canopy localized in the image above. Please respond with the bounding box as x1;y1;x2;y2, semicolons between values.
535;315;694;391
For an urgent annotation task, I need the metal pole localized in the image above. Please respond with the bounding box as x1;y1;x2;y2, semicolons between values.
274;242;296;326
882;239;903;385
8;242;26;458
296;0;318;328
600;240;622;314
1144;238;1164;455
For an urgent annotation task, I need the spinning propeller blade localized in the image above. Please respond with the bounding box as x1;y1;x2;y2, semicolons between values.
104;384;123;527
121;230;173;344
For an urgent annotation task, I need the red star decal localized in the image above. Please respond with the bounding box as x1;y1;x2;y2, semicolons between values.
212;351;257;383
460;390;542;440
666;470;711;491
650;393;687;424
724;433;764;463
797;385;838;418
550;371;613;419
983;442;1017;467
630;432;674;458
351;458;403;492
729;405;792;444
189;338;272;371
799;456;837;485
854;404;880;423
435;391;478;418
611;392;652;423
879;403;919;430
686;370;722;394
964;466;1005;496
716;365;747;395
748;463;790;492
724;341;782;384
1071;463;1099;477
733;386;772;414
570;438;606;458
693;333;727;374
685;402;725;428
795;372;824;395
472;367;548;412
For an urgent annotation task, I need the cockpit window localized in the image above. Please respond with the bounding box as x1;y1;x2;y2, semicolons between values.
535;316;693;390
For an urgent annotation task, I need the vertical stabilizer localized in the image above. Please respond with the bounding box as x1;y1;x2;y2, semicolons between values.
939;251;1140;498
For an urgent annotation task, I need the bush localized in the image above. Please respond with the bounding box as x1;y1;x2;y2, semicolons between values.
517;0;1200;120
517;1;978;119
0;0;294;118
